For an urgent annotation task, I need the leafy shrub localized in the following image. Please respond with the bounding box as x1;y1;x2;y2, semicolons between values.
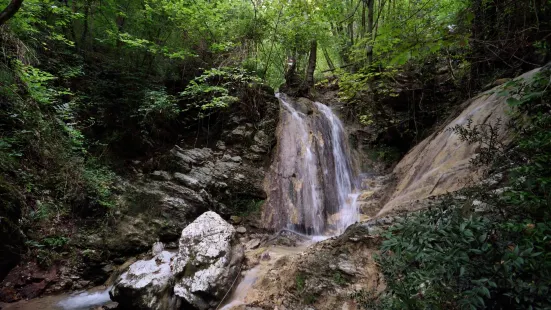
366;145;401;166
81;163;117;210
137;89;180;126
180;67;264;119
231;198;264;217
333;271;347;286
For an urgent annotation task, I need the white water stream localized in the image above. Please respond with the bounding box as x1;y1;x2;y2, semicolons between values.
314;101;360;233
0;286;114;310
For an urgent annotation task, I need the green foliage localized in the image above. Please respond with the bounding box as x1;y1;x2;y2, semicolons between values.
295;272;306;292
332;271;347;286
378;200;551;309
25;235;70;267
367;145;401;165
15;61;65;105
294;272;317;304
339;67;400;105
41;236;70;249
82;163;117;209
352;289;391;309
231;198;264;217
137;88;180;125
181;67;262;118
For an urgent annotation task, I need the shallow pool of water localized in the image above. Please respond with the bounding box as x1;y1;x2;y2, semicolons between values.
0;286;115;310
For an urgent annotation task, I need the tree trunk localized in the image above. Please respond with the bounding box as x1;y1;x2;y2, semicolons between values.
366;0;374;64
323;47;335;71
81;2;90;51
306;40;317;87
361;0;366;37
0;0;24;26
284;53;297;87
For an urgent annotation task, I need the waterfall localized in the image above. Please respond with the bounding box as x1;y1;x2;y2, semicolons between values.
262;93;359;235
314;102;360;233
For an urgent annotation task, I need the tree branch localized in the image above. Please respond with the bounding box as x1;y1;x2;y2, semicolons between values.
0;0;24;26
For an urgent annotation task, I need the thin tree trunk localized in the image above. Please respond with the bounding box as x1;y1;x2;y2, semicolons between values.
285;51;297;87
348;22;354;46
361;0;366;37
366;0;374;64
323;47;335;71
306;40;317;87
0;0;23;26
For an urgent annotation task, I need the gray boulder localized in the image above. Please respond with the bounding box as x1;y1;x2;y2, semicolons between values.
171;211;244;310
110;251;181;310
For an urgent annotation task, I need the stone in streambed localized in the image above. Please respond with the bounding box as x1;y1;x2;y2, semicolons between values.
110;211;244;310
230;215;242;224
245;238;261;250
236;226;247;234
109;251;180;310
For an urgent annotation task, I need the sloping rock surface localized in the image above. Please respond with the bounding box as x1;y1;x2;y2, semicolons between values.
378;67;542;216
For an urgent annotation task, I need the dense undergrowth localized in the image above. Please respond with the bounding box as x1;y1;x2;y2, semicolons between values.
365;67;551;309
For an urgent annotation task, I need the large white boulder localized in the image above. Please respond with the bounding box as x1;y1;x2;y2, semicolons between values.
171;211;244;310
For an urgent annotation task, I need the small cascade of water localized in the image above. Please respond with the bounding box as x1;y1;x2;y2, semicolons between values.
277;94;324;234
57;288;112;310
263;93;359;236
314;102;360;233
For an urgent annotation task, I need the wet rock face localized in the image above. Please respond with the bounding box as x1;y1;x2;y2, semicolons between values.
378;67;543;216
262;94;358;234
172;211;244;310
110;212;244;310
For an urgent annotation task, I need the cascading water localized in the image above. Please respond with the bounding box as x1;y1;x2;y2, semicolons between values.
278;95;324;234
314;102;360;233
262;93;359;235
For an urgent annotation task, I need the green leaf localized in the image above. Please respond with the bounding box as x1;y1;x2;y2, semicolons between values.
506;97;522;106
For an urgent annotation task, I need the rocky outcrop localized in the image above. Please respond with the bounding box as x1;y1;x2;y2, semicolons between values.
377;67;543;216
172;211;244;309
228;220;388;310
86;96;278;258
110;211;243;310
